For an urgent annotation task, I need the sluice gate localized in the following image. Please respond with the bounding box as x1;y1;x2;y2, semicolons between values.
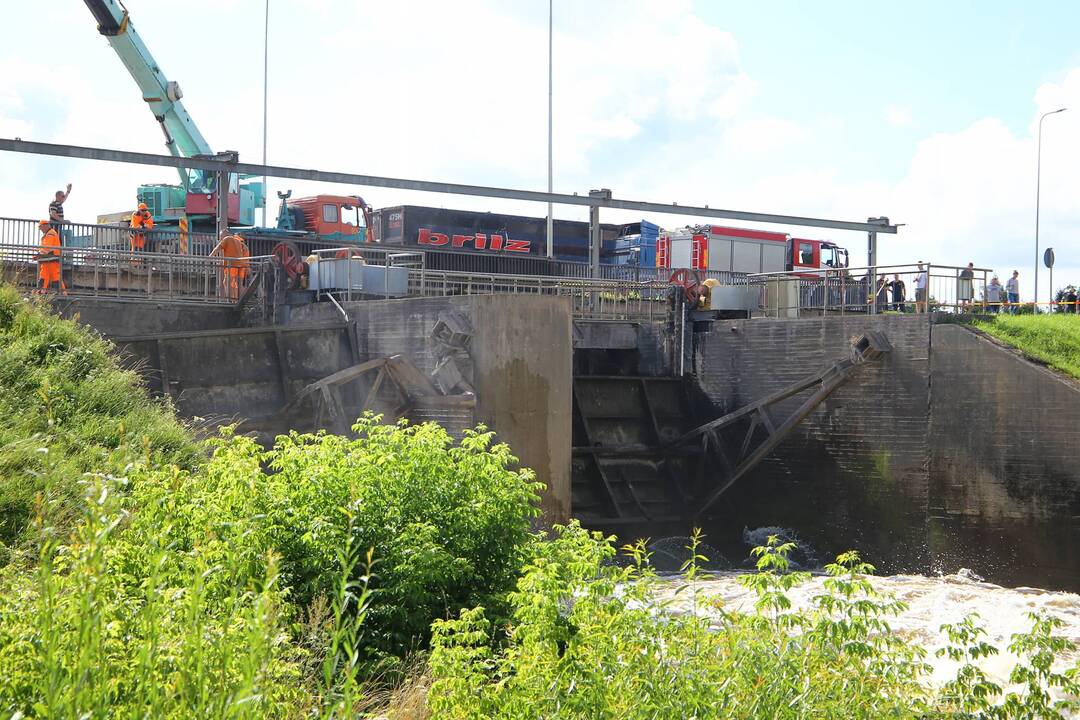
571;331;891;537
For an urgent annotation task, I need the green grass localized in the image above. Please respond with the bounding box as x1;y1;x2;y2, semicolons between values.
0;286;201;559
973;314;1080;380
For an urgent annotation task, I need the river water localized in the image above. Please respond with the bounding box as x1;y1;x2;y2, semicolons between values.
654;569;1080;702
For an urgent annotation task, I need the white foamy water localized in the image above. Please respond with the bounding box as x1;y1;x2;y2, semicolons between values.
654;570;1080;703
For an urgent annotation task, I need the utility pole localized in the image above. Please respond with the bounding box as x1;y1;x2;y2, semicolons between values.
546;0;554;259
1035;107;1066;308
262;0;270;225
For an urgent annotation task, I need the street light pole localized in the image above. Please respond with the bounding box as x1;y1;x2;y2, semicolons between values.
546;0;554;259
1035;107;1066;309
262;0;270;226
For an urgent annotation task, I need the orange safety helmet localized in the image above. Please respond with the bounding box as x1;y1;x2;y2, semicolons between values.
38;219;51;228
138;202;149;211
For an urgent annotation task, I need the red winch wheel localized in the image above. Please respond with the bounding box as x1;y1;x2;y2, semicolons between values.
669;268;703;303
271;241;305;282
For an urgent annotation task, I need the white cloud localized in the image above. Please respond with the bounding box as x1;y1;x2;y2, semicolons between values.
884;105;912;127
723;116;808;155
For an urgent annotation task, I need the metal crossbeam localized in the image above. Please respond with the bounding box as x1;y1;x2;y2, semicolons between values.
1;138;899;234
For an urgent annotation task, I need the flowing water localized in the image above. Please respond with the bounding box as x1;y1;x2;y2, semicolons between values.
649;529;1080;705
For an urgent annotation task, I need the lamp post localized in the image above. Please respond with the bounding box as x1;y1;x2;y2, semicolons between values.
262;0;270;225
1035;107;1066;309
546;0;553;259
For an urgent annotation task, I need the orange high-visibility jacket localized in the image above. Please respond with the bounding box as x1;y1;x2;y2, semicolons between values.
38;229;61;262
130;210;154;231
216;235;250;267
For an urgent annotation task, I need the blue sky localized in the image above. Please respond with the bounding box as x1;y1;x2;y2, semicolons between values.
2;1;1079;299
708;0;1080;176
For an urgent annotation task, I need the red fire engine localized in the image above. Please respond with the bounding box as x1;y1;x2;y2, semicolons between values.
656;225;848;275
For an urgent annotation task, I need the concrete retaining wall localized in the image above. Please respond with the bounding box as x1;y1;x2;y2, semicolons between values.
929;324;1080;589
694;314;932;571
694;314;1080;588
111;295;573;525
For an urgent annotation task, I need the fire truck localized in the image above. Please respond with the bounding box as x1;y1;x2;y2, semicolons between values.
657;225;849;274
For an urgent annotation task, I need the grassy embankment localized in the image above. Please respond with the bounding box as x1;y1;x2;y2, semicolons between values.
974;314;1080;380
4;286;1080;718
0;285;540;717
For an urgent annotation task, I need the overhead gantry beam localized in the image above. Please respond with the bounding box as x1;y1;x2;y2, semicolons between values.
0;138;899;235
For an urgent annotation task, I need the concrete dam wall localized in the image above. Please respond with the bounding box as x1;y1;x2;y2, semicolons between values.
58;293;1080;589
694;314;1080;588
106;295;573;524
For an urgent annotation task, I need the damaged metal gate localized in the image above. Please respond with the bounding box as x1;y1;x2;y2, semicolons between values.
571;331;891;533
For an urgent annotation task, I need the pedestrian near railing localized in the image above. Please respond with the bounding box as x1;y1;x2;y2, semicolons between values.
744;262;995;317
1005;271;1020;314
985;276;1003;314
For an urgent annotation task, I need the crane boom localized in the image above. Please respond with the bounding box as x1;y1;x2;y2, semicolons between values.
83;0;212;190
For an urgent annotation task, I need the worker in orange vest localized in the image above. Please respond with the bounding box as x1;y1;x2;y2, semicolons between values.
129;202;154;253
35;219;67;295
210;231;251;301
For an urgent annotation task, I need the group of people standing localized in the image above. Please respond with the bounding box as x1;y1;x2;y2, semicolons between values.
35;183;248;300
872;262;930;313
871;264;1023;314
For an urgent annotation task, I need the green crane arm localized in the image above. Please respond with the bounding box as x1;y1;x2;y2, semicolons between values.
83;0;212;190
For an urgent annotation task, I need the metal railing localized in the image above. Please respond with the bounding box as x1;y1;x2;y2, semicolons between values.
0;242;276;305
0;216;218;256
744;263;997;318
405;268;673;321
309;246;425;303
0;217;734;321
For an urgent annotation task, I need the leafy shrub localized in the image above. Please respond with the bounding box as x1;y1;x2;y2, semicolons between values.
110;416;542;671
264;416;543;667
0;475;309;719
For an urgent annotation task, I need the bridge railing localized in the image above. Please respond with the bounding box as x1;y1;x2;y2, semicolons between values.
0;216;220;256
405;269;673;321
744;262;997;317
0;242;277;305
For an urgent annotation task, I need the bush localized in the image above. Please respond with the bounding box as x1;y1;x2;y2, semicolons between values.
110;416;542;670
0;474;310;719
265;416;543;667
0;287;547;713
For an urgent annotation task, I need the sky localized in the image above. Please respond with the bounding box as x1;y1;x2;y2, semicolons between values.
2;0;1079;300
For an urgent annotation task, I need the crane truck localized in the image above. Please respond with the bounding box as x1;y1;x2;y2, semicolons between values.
83;0;263;226
81;0;849;287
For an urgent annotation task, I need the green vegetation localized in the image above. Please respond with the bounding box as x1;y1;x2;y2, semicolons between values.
974;314;1080;380
0;289;540;717
0;286;199;556
4;288;1080;718
430;527;1080;719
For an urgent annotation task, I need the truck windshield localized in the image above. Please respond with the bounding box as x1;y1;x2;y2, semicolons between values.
340;205;357;228
823;246;848;268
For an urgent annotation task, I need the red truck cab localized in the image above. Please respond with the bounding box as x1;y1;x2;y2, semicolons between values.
284;194;372;243
790;238;849;274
